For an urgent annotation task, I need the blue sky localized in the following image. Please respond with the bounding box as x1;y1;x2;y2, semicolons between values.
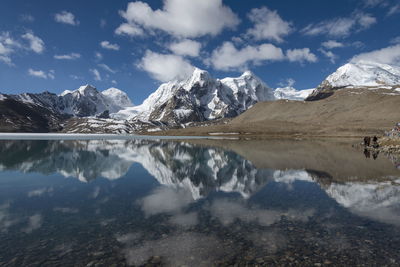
0;0;399;103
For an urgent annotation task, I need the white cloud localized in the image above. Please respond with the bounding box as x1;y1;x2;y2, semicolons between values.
351;44;400;65
98;63;116;73
54;11;79;26
169;39;201;57
388;4;400;16
21;32;45;54
319;49;337;63
95;52;103;61
54;52;81;60
112;80;117;85
391;36;400;44
286;48;318;63
0;32;20;65
246;7;292;43
209;41;284;71
100;41;120;51
363;0;387;7
90;68;102;81
20;14;35;23
28;69;55;79
115;23;144;37
139;50;195;82
321;40;344;49
301;12;376;37
117;0;239;38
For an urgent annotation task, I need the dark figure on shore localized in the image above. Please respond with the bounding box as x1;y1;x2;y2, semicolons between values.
364;148;371;158
372;136;379;148
364;136;371;147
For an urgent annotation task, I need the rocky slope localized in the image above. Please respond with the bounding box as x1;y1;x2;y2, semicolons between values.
0;85;133;133
112;68;275;127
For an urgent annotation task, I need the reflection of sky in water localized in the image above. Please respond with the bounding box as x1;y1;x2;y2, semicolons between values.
0;139;400;266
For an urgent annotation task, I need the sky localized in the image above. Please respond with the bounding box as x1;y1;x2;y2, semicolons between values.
0;0;400;103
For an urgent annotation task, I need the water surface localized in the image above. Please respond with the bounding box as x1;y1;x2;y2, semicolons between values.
0;138;400;266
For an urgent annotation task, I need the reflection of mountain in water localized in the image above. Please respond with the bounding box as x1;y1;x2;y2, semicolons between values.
1;139;400;225
0;140;273;198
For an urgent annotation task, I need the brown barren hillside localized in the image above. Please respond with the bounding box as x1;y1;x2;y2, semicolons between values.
162;88;400;137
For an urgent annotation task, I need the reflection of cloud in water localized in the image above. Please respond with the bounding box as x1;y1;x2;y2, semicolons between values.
169;212;198;228
53;207;79;214
249;230;287;254
139;186;195;217
0;202;19;232
326;181;400;226
118;232;229;267
22;213;42;233
210;198;314;226
28;187;53;197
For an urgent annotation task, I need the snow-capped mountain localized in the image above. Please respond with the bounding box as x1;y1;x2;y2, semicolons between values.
274;87;314;101
6;85;133;118
112;68;275;126
307;61;400;100
59;85;133;116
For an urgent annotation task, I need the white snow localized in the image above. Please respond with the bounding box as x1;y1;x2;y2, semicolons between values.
322;61;400;88
111;68;275;123
0;94;6;101
274;87;314;101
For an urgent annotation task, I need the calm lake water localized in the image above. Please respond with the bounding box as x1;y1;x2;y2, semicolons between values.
0;138;400;266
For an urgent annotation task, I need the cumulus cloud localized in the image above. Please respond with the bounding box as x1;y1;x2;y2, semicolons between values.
100;41;120;51
209;41;284;71
90;68;102;81
54;52;81;60
21;32;45;54
117;0;239;38
54;11;79;26
351;44;400;65
28;69;55;79
0;32;20;65
115;23;144;37
169;39;201;57
286;48;318;63
139;50;195;82
322;40;344;49
302;12;376;37
246;7;293;43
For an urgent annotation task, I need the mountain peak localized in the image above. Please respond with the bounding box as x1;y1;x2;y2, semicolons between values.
319;61;400;90
241;70;255;78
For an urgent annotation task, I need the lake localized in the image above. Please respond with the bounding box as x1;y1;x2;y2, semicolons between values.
0;138;400;266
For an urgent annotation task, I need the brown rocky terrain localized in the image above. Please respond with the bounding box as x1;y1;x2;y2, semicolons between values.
160;88;400;137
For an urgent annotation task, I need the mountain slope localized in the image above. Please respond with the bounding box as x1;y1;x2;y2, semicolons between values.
0;97;67;132
164;88;400;136
112;68;275;126
307;61;400;101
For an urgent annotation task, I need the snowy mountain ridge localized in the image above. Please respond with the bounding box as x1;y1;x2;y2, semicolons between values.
274;87;314;101
322;60;400;89
7;85;133;117
111;68;276;125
